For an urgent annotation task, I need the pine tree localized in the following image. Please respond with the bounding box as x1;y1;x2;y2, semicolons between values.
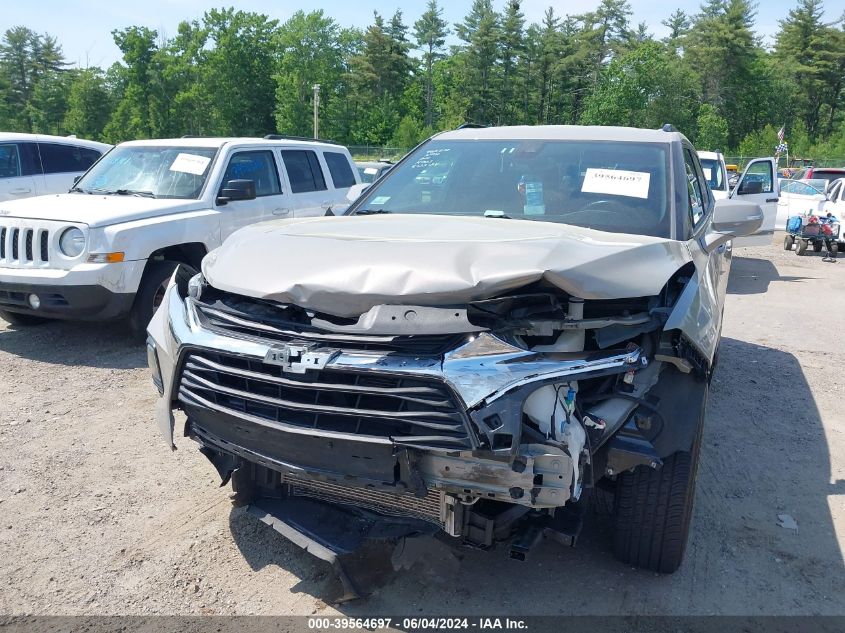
413;0;449;128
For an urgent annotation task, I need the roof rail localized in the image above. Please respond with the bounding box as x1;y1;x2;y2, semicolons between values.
263;134;338;144
455;122;489;130
661;124;676;132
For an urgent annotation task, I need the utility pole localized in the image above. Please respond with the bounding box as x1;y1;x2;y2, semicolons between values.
312;84;320;139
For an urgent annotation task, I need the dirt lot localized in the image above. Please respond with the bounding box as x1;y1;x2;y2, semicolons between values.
0;237;843;616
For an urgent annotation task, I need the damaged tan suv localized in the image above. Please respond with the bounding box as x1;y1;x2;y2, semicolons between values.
147;125;767;596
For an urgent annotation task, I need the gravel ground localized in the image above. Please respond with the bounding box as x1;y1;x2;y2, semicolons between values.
0;237;843;616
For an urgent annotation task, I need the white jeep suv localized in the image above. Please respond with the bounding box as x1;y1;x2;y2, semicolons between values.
0;136;359;334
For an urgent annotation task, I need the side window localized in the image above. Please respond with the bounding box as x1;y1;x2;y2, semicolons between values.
38;143;101;174
221;150;281;197
0;144;21;178
683;149;706;227
281;150;327;193
738;161;774;195
323;151;356;188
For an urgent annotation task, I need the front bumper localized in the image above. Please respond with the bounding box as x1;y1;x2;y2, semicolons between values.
148;285;643;509
0;280;134;320
0;260;145;320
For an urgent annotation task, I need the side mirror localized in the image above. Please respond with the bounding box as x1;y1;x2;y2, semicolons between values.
217;179;256;205
704;199;764;252
345;183;371;202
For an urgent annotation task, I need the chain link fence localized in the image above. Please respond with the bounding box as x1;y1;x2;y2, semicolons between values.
348;145;407;161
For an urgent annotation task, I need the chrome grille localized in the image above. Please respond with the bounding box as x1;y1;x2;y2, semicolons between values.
285;473;445;527
0;223;50;266
177;349;473;450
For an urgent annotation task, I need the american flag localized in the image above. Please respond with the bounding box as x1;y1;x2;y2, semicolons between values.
777;126;785;142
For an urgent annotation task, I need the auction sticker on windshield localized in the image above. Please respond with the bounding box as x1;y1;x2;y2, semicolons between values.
170;153;211;175
581;168;650;199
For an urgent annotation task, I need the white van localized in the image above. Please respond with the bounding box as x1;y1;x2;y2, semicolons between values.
0;136;359;334
0;133;111;201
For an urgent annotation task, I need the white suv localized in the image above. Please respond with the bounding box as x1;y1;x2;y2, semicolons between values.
0;133;111;202
0;136;360;334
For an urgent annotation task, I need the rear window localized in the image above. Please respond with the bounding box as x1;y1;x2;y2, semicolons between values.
281;150;327;193
38;143;102;174
324;151;356;188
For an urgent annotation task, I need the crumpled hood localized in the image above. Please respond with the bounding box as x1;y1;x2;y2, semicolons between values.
0;193;204;228
203;215;692;317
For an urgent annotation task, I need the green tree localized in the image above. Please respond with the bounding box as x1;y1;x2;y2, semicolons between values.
391;114;424;149
456;0;500;124
774;0;845;138
202;8;278;136
580;40;698;135
696;104;728;149
0;26;69;132
499;0;525;124
63;69;112;139
274;11;347;138
413;0;449;128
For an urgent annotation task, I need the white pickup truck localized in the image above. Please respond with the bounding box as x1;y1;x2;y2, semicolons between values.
0;136;360;335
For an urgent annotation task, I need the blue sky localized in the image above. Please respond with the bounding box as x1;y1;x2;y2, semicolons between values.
4;0;809;69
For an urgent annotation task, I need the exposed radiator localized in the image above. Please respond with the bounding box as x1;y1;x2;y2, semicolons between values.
284;473;446;528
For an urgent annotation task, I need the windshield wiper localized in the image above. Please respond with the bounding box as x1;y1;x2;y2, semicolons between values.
354;209;391;215
68;186;90;194
114;189;156;198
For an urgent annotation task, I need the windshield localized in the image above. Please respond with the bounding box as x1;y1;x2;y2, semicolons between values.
76;146;218;199
353;139;671;238
810;171;845;184
699;158;725;191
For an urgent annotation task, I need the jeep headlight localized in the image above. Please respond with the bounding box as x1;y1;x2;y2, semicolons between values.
59;227;85;258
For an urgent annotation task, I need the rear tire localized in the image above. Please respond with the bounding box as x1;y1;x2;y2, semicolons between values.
796;239;808;255
611;392;705;573
0;310;48;326
128;260;186;339
813;242;823;253
783;235;794;250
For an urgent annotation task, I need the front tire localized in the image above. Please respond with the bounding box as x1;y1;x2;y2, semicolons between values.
813;241;823;253
128;260;185;338
796;239;808;255
0;310;48;326
783;235;794;250
611;392;705;573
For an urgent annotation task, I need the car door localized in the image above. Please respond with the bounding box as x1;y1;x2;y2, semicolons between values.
0;142;43;201
37;141;103;194
216;149;288;240
279;148;333;217
729;158;778;247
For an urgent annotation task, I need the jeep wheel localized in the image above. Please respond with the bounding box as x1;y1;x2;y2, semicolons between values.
783;235;794;250
0;310;48;326
128;260;187;338
611;391;705;573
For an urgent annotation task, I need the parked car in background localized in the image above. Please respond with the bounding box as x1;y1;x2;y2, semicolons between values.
777;180;828;231
149;124;765;593
787;167;845;184
0;133;111;202
697;151;729;199
0;136;359;334
356;160;393;184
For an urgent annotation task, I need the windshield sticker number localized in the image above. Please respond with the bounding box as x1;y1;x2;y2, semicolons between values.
581;168;650;199
364;167;378;175
371;196;391;206
702;167;712;180
170;153;211;175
